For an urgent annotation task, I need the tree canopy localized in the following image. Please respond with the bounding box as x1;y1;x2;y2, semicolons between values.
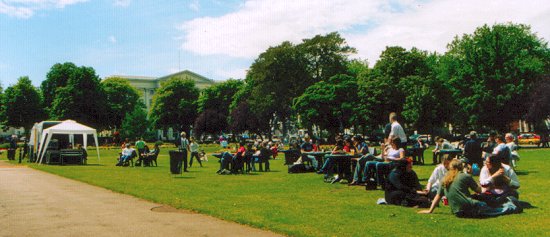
2;77;46;130
442;23;550;132
149;77;199;133
48;64;106;128
101;77;141;129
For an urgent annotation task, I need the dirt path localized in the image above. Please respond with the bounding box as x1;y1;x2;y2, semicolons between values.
0;161;284;237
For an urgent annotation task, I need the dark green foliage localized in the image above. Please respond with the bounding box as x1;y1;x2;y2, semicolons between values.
149;77;199;133
197;79;243;117
293;74;358;135
121;102;149;140
193;109;227;137
2;77;46;130
442;23;550;132
48;64;106;128
102;77;141;129
358;47;432;128
526;74;550;123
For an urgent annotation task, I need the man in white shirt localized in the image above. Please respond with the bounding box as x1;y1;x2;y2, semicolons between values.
478;154;520;207
389;114;407;149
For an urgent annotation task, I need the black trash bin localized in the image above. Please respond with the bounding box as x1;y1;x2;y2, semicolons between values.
169;150;183;174
7;149;16;160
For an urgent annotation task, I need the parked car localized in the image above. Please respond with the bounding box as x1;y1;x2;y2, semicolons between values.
518;133;540;145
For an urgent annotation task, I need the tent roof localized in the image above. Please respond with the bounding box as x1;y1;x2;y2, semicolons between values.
43;120;96;134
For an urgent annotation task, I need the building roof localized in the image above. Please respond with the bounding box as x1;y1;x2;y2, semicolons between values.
105;75;156;81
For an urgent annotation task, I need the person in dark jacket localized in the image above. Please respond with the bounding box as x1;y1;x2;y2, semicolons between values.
385;159;430;207
463;131;483;167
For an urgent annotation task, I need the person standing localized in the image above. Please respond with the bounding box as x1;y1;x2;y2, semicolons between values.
389;114;407;149
179;132;189;172
189;137;202;168
135;137;146;162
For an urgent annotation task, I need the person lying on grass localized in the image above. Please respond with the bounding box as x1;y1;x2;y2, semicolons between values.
418;159;522;218
385;158;430;207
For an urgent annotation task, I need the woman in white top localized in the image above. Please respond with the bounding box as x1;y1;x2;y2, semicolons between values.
189;137;202;167
423;155;454;199
375;137;405;188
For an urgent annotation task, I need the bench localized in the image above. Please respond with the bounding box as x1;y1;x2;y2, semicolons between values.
60;149;85;165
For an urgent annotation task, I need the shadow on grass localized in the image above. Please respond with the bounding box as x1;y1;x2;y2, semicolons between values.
515;170;537;176
172;176;196;179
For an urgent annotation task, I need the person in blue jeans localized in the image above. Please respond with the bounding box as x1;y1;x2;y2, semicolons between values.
300;136;318;169
350;135;373;185
361;136;405;188
318;139;346;182
418;159;522;217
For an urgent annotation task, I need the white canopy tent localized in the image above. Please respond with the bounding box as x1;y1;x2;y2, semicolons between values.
36;120;100;164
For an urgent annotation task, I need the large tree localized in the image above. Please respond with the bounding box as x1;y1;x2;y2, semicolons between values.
149;77;199;133
299;32;357;81
101;77;141;129
442;23;550;132
121;102;149;140
48;64;106;128
41;62;78;111
2;77;46;131
245;41;311;132
526;74;550;124
197;79;243;117
193;109;227;137
293;74;358;137
358;47;432;128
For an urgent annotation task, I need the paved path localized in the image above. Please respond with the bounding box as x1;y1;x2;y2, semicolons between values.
0;161;284;237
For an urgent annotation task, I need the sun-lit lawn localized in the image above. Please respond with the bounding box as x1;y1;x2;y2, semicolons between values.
10;145;550;237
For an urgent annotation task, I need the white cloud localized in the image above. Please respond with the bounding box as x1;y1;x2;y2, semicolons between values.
108;35;117;43
0;0;87;18
113;0;130;7
180;0;393;58
179;0;550;67
189;0;199;12
345;0;550;64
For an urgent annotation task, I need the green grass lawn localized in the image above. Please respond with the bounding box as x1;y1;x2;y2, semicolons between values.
8;145;550;237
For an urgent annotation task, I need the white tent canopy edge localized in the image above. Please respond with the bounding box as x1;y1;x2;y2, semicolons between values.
36;120;100;164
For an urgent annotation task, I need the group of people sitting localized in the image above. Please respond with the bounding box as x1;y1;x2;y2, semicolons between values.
116;137;160;167
291;112;525;218
216;140;280;175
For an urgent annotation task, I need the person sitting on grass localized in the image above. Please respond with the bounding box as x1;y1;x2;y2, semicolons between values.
116;143;134;166
418;159;522;217
385;158;430;207
477;154;520;207
424;154;454;200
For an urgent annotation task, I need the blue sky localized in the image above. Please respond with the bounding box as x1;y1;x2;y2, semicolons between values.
1;0;549;87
